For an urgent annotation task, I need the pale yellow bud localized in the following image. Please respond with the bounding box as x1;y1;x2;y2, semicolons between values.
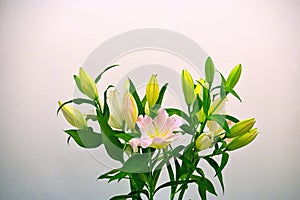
78;67;98;100
58;101;87;129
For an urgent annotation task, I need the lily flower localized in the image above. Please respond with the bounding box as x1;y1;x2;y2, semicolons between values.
129;109;183;152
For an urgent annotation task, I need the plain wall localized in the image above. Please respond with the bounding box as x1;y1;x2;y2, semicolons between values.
1;0;299;199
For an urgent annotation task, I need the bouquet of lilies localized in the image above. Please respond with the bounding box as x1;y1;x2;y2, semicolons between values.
57;57;258;200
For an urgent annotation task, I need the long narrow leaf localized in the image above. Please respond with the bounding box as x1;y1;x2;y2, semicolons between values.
56;98;95;115
95;64;119;83
155;83;168;106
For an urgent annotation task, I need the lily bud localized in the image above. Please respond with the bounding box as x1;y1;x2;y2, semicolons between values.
227;128;258;151
194;79;209;101
124;92;138;129
198;107;206;123
181;70;195;105
58;101;87;129
226;64;242;90
205;57;215;84
228;118;256;138
195;133;213;150
146;75;159;107
108;89;124;129
78;67;98;99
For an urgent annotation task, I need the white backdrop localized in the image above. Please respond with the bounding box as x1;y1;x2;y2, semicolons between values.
1;0;299;199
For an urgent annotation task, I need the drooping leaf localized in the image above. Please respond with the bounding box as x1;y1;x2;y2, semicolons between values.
56;98;95;115
154;180;196;194
64;129;102;148
98;168;120;180
204;157;225;192
180;124;194;135
227;88;242;102
218;152;229;174
121;154;149;173
95;64;119;83
102;85;114;120
97;110;124;162
224;114;239;123
165;108;190;124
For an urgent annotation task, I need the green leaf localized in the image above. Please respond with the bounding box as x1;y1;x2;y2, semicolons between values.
154;180;196;194
95;64;119;83
180;124;194;135
218;153;229;174
224;114;239;123
165;108;190;124
205;57;215;85
110;190;149;200
227;88;242;102
56;98;95;115
202;86;211;115
63;129;102;148
210;114;230;135
121;154;149;173
85;114;97;121
97;110;124;162
204;157;225;192
192;95;202;115
108;171;128;183
155;83;168;106
114;132;135;142
217;71;227;99
128;78;144;115
103;85;114;120
98;168;119;180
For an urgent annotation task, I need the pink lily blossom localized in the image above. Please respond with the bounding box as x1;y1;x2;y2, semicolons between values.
129;109;183;152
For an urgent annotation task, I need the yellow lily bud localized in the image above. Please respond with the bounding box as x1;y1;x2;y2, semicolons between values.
226;64;242;90
198;107;206;123
58;101;87;129
124;92;138;129
228;118;256;138
78;67;98;99
181;70;195;105
194;79;209;101
195;133;213;150
146;75;159;107
227;128;258;151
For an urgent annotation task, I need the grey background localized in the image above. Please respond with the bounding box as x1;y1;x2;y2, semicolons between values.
1;0;299;200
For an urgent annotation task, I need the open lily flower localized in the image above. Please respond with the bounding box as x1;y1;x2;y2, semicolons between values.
129;109;183;152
